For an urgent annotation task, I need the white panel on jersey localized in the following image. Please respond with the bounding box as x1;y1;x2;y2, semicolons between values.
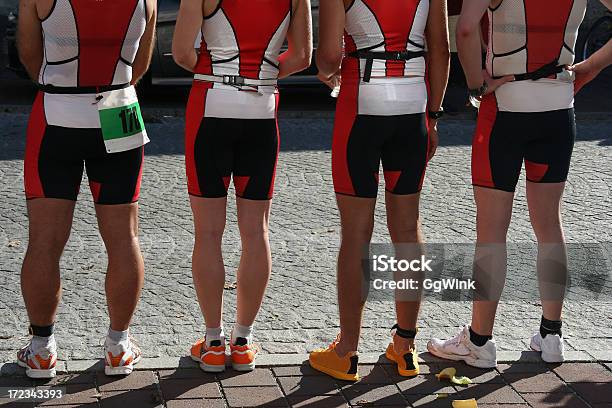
204;88;277;119
358;77;427;116
489;0;527;57
259;13;290;79
345;0;385;50
495;80;574;113
41;59;78;87
561;0;588;67
203;10;240;77
41;0;78;63
44;93;102;128
112;61;133;85
407;0;428;51
121;0;147;64
490;48;527;77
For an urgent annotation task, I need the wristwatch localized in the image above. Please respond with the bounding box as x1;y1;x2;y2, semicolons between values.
469;82;489;99
428;108;444;120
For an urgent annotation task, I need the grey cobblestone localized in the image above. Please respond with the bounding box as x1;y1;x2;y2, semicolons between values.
0;112;610;364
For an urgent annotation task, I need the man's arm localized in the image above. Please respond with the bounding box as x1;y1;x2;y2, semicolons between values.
131;0;157;84
278;0;313;79
425;0;450;114
456;0;512;93
172;0;204;72
17;0;44;81
316;0;345;84
569;0;612;93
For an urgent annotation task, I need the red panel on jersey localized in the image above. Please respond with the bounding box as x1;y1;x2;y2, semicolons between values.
195;37;214;75
362;0;420;77
71;0;140;86
524;0;574;71
220;0;290;79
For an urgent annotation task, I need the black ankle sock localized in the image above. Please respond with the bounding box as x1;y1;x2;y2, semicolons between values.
469;327;492;347
29;324;54;337
540;316;562;338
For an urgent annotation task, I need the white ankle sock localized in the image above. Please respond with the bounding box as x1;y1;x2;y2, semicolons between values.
205;327;225;347
107;328;129;344
31;334;55;351
231;324;253;345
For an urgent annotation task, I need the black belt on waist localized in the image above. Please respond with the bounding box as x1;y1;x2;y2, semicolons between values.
38;83;130;94
497;61;566;82
348;50;426;82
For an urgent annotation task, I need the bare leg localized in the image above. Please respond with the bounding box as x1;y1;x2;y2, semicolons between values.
96;203;144;331
385;191;423;353
21;199;75;326
471;186;514;336
526;181;567;321
334;195;376;357
190;196;227;329
234;198;272;327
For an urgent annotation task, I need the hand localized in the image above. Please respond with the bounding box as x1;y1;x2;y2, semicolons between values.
427;121;439;162
568;59;602;95
482;69;514;95
317;70;341;89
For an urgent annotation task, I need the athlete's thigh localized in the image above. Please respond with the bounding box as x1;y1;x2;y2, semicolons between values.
381;113;428;195
25;96;85;201
472;95;525;193
233;119;279;201
333;115;385;198
188;117;236;198
524;109;576;184
84;139;144;205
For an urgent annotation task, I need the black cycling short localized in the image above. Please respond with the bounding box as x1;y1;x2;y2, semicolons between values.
332;113;429;198
472;94;576;192
24;93;144;205
186;116;279;200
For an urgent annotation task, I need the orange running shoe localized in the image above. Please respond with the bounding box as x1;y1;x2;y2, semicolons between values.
309;335;359;381
230;338;258;372
104;338;142;376
191;339;227;372
17;341;57;379
385;342;419;377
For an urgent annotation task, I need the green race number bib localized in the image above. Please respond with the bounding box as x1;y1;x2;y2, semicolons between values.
97;86;149;153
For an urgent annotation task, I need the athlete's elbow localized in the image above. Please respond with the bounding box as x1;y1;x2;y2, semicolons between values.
297;48;313;71
456;19;479;41
315;49;342;73
171;45;192;68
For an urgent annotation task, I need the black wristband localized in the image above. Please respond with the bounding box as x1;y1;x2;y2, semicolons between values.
428;109;444;120
29;324;54;337
469;82;488;99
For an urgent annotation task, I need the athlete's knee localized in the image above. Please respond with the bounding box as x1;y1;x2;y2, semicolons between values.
387;221;421;243
195;225;225;244
341;223;374;245
238;223;269;243
26;230;70;260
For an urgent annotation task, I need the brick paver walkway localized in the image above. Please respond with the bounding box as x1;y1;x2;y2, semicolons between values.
1;358;611;407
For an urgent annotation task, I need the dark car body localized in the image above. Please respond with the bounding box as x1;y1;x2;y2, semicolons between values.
6;0;466;85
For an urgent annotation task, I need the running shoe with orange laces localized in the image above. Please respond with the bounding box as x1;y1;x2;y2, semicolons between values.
104;338;142;376
309;335;359;381
17;341;57;379
385;325;420;376
191;338;227;372
230;337;258;372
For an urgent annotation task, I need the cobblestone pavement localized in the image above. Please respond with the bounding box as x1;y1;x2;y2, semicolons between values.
1;359;611;407
0;111;610;364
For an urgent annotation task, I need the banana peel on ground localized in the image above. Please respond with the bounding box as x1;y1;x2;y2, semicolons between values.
435;367;473;386
452;398;478;408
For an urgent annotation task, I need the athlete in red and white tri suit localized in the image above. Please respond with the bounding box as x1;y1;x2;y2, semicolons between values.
427;0;612;368
17;0;157;379
172;0;312;373
309;0;450;381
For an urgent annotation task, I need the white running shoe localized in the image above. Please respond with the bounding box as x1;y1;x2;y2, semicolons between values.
427;326;497;368
104;338;142;376
530;332;565;363
17;340;58;379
